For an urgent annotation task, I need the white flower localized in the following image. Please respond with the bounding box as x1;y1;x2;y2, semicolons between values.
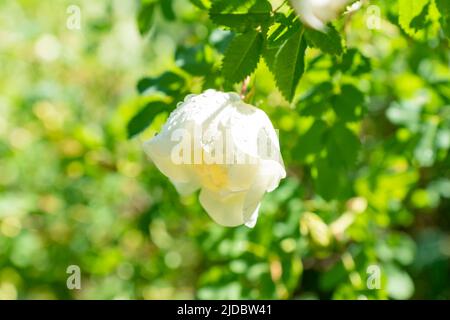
290;0;350;31
143;89;286;228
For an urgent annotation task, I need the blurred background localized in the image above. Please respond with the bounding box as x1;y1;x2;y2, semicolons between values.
0;0;449;299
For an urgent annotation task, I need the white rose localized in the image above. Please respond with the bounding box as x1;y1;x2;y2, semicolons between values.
290;0;350;31
143;89;286;228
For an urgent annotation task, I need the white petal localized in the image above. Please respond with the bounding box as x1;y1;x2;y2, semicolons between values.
291;0;350;31
198;160;286;228
260;159;286;192
225;101;284;159
226;163;259;192
244;203;260;228
227;103;286;182
164;89;235;130
242;162;284;226
143;138;193;183
199;188;247;227
173;180;200;196
291;0;326;30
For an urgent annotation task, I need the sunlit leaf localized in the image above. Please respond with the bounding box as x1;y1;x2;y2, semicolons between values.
221;29;263;84
272;27;307;102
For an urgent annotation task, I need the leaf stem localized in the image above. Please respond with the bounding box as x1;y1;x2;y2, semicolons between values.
240;76;251;99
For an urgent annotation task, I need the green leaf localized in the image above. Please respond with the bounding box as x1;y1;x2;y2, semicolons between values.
298;82;333;117
272;27;307;102
313;123;360;200
221;30;263;84
398;0;430;36
331;49;371;75
332;84;365;121
320;260;347;291
137;2;156;35
410;2;431;31
315;158;347;200
127;101;172;138
436;0;450;37
175;45;213;76
326;123;360;169
305;24;344;55
262;45;277;75
293;120;327;161
160;0;176;21
189;0;209;10
137;72;186;96
209;0;272;31
266;12;299;49
259;13;299;75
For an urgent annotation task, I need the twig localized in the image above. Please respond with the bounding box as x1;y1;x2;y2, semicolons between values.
240;76;251;99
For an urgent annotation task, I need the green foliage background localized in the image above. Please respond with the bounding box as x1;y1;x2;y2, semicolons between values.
0;0;449;299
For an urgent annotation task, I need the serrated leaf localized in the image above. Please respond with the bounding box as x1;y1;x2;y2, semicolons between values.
137;2;156;35
266;12;299;48
222;30;263;84
272;28;307;102
305;24;344;55
262;43;278;75
263;16;300;74
398;0;430;36
209;0;272;31
127;101;172;138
